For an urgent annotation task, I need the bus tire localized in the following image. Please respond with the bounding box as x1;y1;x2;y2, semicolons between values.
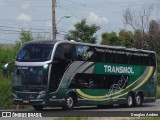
135;93;143;107
63;94;75;110
126;93;134;107
32;105;44;111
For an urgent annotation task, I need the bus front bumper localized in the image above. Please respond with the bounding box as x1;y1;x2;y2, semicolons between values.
13;98;45;105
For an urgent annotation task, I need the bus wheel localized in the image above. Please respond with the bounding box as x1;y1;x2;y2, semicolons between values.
135;93;142;107
63;95;75;110
32;105;44;111
126;93;134;107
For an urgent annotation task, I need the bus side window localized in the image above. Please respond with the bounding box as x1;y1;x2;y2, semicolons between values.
149;53;156;66
116;52;129;64
69;74;101;89
75;46;83;61
94;48;105;62
140;56;149;66
129;54;139;65
105;52;117;63
75;45;95;61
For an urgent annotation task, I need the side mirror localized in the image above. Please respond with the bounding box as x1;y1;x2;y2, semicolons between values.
43;64;49;72
3;61;15;74
3;63;9;74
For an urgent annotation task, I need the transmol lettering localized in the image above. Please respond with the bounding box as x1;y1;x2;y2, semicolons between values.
104;65;134;74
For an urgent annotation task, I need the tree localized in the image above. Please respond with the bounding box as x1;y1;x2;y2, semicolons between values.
123;6;153;34
13;30;33;56
119;29;134;48
146;20;160;54
123;6;153;49
34;34;47;41
19;30;33;43
101;32;119;46
101;30;134;48
64;19;100;43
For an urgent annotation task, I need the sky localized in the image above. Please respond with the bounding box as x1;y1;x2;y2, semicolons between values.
0;0;159;44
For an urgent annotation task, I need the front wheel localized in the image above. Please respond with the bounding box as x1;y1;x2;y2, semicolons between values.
135;93;143;107
32;105;44;111
63;95;75;110
126;93;134;107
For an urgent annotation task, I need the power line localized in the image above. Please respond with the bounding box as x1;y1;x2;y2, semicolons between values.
0;25;51;32
63;0;87;7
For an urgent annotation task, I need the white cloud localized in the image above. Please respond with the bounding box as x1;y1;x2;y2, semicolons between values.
87;12;108;25
21;2;30;10
16;13;32;22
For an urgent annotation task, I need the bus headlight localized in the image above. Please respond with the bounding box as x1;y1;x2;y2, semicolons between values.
12;93;17;98
37;91;45;99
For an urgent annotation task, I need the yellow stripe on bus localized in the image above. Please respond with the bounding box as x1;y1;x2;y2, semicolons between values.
112;66;153;99
76;66;153;100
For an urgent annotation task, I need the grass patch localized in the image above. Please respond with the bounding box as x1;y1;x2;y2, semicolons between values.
157;86;160;99
0;77;32;109
0;77;16;109
56;117;88;120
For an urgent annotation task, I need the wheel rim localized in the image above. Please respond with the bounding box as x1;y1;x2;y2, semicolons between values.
128;96;133;106
67;97;73;108
136;95;141;105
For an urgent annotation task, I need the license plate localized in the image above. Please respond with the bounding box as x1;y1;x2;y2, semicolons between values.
23;100;30;104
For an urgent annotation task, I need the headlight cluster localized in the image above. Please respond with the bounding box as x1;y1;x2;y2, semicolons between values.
12;93;17;98
37;91;45;99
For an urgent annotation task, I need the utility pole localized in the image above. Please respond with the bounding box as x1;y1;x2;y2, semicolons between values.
52;0;56;40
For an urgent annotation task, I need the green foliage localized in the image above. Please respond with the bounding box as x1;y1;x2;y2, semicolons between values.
0;30;34;73
34;34;47;41
0;48;15;72
157;73;160;86
101;32;119;46
0;78;15;109
64;19;100;43
119;29;134;48
0;30;34;109
19;30;33;43
157;65;160;73
157;86;160;99
101;30;134;47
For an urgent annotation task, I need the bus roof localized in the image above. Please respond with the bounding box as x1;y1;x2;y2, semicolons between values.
23;40;156;54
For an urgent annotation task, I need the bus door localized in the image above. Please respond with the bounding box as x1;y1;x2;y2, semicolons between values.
48;43;75;103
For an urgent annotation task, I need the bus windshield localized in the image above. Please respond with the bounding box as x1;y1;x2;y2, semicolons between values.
13;66;47;90
16;44;53;62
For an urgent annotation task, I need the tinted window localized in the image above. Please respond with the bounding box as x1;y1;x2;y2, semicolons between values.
75;45;105;62
69;73;128;89
129;54;139;65
116;52;129;64
54;43;75;61
105;52;117;63
94;49;105;62
75;45;94;61
17;44;53;62
149;53;156;66
140;56;149;66
49;43;74;92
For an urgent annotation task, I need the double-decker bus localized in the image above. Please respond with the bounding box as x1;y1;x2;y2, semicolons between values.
4;40;157;110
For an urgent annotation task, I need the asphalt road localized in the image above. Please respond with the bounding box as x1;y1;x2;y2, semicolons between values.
1;99;160;117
